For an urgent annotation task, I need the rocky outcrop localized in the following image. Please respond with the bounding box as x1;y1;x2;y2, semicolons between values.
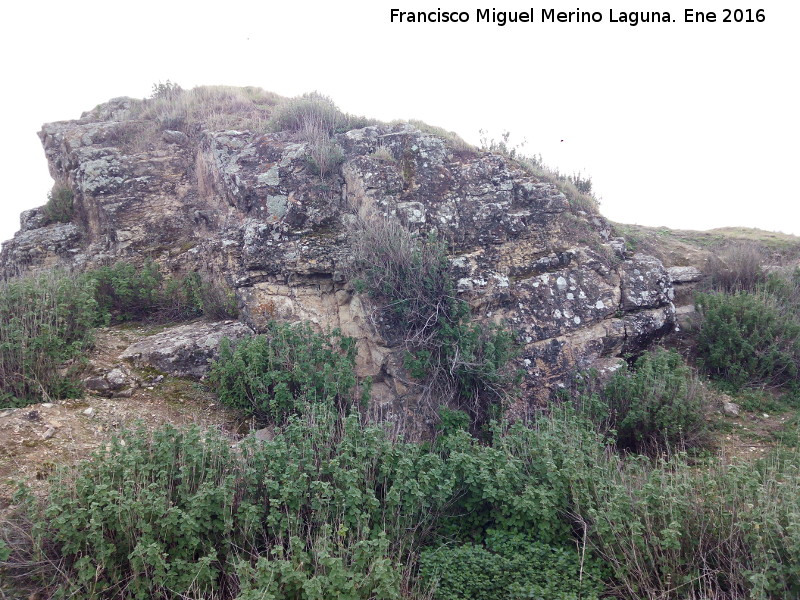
0;94;676;426
120;321;254;378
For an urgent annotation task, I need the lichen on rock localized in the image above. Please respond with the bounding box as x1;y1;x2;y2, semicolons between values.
0;91;676;428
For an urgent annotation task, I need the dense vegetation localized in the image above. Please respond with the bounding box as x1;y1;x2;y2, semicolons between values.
349;206;519;427
696;275;800;393
5;398;800;599
585;348;712;453
3;253;800;599
0;262;237;408
208;321;366;423
2;88;800;596
0;272;97;406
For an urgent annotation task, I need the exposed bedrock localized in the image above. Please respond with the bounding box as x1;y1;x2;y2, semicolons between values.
1;98;675;428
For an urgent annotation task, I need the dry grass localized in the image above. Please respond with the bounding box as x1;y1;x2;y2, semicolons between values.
515;154;601;214
267;92;343;134
370;143;396;163
401;119;476;153
129;85;282;134
615;223;800;260
706;242;768;292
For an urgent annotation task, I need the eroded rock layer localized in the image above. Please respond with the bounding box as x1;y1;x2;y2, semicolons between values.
0;97;675;427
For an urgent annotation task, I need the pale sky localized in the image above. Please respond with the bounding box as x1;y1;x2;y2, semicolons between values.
1;0;798;245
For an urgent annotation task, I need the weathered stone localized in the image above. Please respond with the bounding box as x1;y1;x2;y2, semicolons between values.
0;96;679;427
83;364;136;397
722;401;740;417
162;130;189;146
253;427;274;442
20;207;47;231
106;367;129;389
668;265;703;284
121;320;255;378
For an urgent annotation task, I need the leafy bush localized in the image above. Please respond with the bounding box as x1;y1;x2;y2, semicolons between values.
597;349;711;453
0;271;97;407
32;425;244;597
696;290;800;390
23;409;458;599
13;385;800;600
87;260;163;323
420;530;604;600
438;412;605;546
572;449;800;600
208;321;364;423
350;211;519;424
86;262;238;324
43;184;74;224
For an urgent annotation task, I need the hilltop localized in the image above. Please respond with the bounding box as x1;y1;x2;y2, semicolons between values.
2;86;800;600
0;85;675;426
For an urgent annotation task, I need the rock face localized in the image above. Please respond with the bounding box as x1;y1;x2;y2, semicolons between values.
120;321;254;379
0;94;676;426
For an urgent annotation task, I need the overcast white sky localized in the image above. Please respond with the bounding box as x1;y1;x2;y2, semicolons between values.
1;0;797;245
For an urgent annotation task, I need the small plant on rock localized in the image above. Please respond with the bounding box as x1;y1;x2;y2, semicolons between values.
42;184;74;224
208;321;364;423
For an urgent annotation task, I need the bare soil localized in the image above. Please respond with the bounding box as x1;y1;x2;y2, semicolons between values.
0;325;248;510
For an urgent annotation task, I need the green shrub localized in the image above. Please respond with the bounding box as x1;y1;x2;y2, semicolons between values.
15;390;800;600
43;184;74;224
156;271;238;321
350;217;519;424
157;270;204;320
438;411;606;546
436;308;520;413
86;261;163;323
208;321;365;423
696;290;800;390
436;406;470;437
420;530;604;600
571;449;800;600
33;425;244;597
23;409;458;599
85;262;238;324
0;272;97;407
597;349;711;453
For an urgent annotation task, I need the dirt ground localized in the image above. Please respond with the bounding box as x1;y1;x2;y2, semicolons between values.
0;326;249;510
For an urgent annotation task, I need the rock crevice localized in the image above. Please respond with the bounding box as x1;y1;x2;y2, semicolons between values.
0;97;675;423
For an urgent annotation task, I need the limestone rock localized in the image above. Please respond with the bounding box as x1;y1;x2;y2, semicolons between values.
162;130;189;146
120;320;255;378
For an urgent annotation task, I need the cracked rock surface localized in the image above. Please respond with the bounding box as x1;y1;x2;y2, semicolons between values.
0;97;675;426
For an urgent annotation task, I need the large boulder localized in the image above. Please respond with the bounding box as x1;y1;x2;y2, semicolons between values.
120;320;254;378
